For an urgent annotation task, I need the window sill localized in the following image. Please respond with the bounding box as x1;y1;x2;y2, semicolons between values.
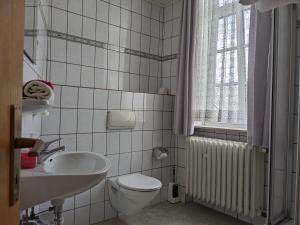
194;124;247;132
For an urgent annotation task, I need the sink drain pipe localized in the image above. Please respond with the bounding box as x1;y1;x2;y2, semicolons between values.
51;199;64;225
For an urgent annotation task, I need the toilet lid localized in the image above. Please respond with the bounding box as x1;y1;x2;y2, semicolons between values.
117;174;162;192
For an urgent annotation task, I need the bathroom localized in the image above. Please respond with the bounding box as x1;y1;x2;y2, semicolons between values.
0;0;300;224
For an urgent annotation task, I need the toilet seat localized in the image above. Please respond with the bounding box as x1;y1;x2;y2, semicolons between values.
117;174;162;192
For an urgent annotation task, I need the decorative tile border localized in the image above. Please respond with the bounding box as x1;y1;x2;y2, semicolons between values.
24;29;47;37
25;29;178;62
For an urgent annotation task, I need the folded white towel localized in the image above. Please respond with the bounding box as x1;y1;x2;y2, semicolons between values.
23;80;55;104
240;0;300;12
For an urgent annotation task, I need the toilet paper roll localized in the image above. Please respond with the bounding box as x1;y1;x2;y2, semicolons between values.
156;153;168;160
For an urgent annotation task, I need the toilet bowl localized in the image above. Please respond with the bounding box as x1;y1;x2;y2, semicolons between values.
108;173;162;215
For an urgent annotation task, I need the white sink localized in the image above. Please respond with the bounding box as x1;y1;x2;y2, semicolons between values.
20;152;111;210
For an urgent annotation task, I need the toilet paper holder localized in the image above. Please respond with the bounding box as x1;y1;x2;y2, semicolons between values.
153;147;168;160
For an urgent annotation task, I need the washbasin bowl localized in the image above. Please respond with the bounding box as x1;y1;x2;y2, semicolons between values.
20;152;111;210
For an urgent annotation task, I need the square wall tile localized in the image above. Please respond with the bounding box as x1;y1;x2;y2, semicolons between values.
143;131;153;150
60;134;77;152
51;38;66;62
93;110;107;132
133;93;144;110
97;1;109;22
119;72;130;91
78;88;94;109
132;131;142;152
61;86;78;108
143;111;154;130
62;210;74;225
74;206;90;225
108;90;121;109
75;190;90;208
67;41;81;64
41;108;60;134
81;66;95;88
77;109;93;133
121;0;131;10
109;5;121;26
91;180;105;203
107;70;119;90
82;44;95;67
121;91;133;110
142;150;153;170
121;9;131;29
108;50;119;70
93;133;107;155
67;64;81;86
95;68;107;89
96;21;109;43
131;151;142;172
77;133;92;152
130;74;140;92
60;109;77;134
119;152;131;175
68;12;82;36
107;132;120;154
94;89;108;109
83;0;96;18
95;48;108;69
90;202;105;224
50;62;66;85
68;0;82;14
120;131;132;153
52;8;67;33
82;17;96;40
107;154;119;177
132;0;142;13
104;201;117;220
109;25;120;46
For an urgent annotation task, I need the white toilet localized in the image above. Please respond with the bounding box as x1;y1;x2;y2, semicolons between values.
108;173;162;215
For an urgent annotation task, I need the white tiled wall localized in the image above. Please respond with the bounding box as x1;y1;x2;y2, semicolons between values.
48;0;165;94
161;0;181;95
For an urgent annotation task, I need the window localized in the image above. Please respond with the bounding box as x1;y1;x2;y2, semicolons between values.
193;0;250;130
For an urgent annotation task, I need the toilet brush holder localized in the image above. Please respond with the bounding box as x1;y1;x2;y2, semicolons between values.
168;183;180;203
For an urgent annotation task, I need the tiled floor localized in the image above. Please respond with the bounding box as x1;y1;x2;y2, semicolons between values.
96;202;250;225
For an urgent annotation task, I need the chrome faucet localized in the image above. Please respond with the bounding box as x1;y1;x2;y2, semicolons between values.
32;138;65;164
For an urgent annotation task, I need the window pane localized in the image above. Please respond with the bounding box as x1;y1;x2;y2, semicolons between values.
225;15;237;48
224;50;237;83
217;14;237;50
216;53;223;84
218;0;238;7
244;9;251;45
217;18;225;50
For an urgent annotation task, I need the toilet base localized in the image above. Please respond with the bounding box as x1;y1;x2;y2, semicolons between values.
108;179;160;215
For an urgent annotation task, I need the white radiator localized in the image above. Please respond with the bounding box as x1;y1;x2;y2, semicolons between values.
186;137;265;217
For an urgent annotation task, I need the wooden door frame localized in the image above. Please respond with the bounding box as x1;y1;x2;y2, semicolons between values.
0;0;25;224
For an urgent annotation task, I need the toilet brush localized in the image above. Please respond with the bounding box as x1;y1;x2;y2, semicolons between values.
168;167;180;203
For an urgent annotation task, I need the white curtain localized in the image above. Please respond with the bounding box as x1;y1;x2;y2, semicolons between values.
193;0;250;129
